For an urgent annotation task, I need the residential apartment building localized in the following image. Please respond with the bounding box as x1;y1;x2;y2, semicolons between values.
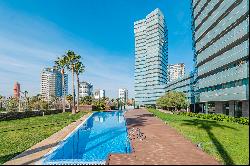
79;81;93;98
40;67;68;101
168;63;185;82
134;8;168;106
94;89;105;100
191;0;249;117
118;88;128;103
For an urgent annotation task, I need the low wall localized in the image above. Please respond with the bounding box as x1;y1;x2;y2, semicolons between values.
78;105;95;111
0;109;71;121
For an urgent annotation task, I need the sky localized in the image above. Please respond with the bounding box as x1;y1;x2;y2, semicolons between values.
0;0;194;99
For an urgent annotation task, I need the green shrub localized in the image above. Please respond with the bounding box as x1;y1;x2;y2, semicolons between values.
176;112;249;125
145;105;156;109
0;109;71;121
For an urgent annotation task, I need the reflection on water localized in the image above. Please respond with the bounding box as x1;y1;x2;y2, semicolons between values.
43;110;131;164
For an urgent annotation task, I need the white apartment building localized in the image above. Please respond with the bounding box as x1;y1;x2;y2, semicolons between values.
94;89;105;100
79;81;93;98
118;88;128;103
40;67;68;101
168;63;185;82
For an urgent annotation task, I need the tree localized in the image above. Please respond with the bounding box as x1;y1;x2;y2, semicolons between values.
0;95;3;109
74;61;85;112
66;94;73;108
80;96;92;105
92;99;105;110
65;50;81;114
108;98;116;110
55;55;68;113
156;91;189;111
5;97;19;112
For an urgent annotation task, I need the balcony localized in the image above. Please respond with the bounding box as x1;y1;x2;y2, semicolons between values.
198;62;248;89
199;85;249;102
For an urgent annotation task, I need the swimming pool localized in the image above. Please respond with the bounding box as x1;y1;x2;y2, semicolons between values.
42;111;132;165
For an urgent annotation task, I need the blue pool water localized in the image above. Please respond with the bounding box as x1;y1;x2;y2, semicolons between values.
42;111;132;165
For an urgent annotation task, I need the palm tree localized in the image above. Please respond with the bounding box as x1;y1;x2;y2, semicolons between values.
0;95;3;110
65;50;81;114
55;55;68;112
66;94;73;109
74;61;85;112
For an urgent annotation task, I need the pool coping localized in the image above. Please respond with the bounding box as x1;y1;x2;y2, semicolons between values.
106;110;136;165
40;112;96;165
41;110;132;165
4;112;93;165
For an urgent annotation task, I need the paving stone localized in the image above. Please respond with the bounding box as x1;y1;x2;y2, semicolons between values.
108;109;220;165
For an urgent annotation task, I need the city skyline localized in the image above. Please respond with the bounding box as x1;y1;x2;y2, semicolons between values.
0;0;193;98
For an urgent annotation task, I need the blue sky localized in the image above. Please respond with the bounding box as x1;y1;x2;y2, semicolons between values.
0;0;194;98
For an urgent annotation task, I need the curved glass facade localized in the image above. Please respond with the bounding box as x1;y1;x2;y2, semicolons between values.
134;8;168;106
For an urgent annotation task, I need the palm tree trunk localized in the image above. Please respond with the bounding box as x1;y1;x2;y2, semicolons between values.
72;64;75;114
61;69;65;113
77;74;80;113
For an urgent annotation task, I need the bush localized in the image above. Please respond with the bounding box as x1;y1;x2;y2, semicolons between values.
176;112;249;125
0;109;71;121
145;105;156;109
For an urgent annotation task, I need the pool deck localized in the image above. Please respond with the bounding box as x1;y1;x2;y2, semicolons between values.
4;112;91;165
107;109;220;165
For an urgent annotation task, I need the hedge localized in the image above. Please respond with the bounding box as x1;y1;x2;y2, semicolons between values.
176;112;249;125
0;109;71;121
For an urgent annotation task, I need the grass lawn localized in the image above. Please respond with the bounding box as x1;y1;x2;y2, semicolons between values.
148;108;249;165
0;111;88;164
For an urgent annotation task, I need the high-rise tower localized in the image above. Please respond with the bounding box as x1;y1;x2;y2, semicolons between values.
40;67;68;101
13;82;20;99
134;8;168;106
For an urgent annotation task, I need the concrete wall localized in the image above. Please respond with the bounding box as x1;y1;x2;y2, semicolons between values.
78;105;93;111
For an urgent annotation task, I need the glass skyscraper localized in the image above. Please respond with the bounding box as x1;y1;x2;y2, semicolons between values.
191;0;249;116
134;8;168;106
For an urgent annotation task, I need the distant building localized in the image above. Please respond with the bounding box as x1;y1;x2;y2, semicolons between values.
79;81;93;98
118;88;128;103
40;67;68;101
13;82;20;99
94;89;105;100
168;63;185;82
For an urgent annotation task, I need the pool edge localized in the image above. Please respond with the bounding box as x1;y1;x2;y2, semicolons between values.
40;112;95;165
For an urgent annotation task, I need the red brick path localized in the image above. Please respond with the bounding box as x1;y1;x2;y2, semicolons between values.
107;109;220;165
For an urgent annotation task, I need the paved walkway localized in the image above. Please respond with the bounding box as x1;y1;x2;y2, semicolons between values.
108;109;219;165
4;113;91;165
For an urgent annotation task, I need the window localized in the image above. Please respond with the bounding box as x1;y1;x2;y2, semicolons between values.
234;101;242;118
223;102;229;115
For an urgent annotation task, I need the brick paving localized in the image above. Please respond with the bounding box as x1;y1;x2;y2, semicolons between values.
108;109;220;165
4;113;91;165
